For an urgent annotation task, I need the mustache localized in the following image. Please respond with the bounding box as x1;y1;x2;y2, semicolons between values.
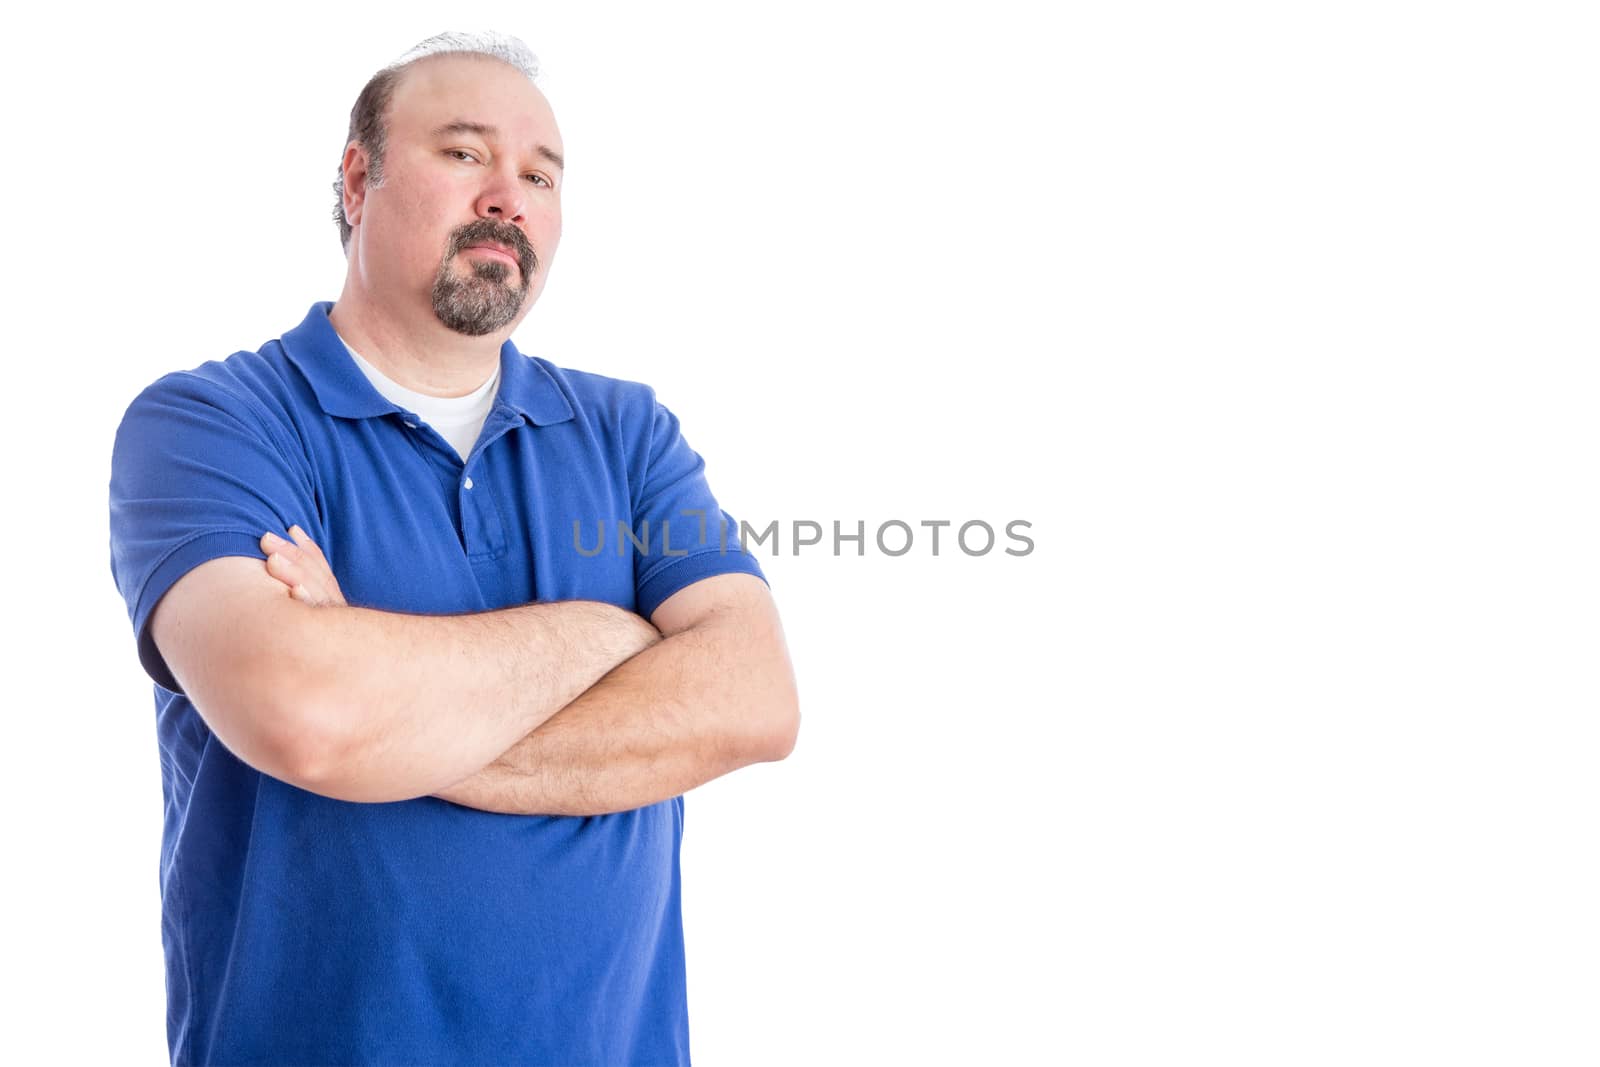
448;220;538;278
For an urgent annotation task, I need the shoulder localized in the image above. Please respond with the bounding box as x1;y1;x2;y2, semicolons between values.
114;344;312;469
529;356;662;412
120;345;297;423
523;356;673;441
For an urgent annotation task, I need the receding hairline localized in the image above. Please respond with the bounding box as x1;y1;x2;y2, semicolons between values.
379;54;563;168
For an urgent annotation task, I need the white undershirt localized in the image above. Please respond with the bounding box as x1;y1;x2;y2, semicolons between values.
336;333;501;464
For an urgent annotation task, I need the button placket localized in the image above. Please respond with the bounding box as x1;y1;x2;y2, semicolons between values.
460;457;507;560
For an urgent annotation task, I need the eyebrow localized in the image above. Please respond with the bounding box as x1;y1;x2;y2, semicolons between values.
430;120;564;171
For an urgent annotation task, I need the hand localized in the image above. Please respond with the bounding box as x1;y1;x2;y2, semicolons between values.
260;525;348;608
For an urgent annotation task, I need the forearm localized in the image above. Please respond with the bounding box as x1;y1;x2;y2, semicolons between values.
435;610;795;816
292;599;660;803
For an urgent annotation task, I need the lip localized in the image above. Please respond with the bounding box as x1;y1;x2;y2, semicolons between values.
463;243;520;268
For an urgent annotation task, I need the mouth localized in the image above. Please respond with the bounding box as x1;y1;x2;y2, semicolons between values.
463;243;520;269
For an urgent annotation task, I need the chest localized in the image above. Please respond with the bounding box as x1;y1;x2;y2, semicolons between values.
307;411;640;614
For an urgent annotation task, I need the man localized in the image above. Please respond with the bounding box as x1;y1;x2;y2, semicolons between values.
107;31;798;1067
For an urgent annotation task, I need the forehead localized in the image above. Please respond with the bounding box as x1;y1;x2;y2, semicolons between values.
387;53;561;149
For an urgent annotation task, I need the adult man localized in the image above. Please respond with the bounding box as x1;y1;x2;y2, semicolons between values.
107;31;798;1067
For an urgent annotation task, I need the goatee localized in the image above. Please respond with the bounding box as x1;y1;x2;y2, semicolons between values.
431;224;538;336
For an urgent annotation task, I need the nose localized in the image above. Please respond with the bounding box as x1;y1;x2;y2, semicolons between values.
474;166;527;226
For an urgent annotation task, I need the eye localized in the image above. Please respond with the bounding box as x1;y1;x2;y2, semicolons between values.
524;173;552;187
445;149;480;163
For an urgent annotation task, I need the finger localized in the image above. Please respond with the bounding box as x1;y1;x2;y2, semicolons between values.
265;551;301;586
271;551;338;605
272;549;318;599
279;534;327;583
264;532;314;578
288;524;327;560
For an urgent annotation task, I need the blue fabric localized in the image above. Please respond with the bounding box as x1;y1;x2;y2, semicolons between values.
107;301;766;1066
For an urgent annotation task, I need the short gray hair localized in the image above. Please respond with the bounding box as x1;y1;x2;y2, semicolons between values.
332;31;542;252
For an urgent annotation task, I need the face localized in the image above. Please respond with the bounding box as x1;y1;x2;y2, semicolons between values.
344;54;564;336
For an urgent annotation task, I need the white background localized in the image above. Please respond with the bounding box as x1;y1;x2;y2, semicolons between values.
2;1;1595;1064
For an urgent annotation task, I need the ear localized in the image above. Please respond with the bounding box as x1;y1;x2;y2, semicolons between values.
341;142;372;229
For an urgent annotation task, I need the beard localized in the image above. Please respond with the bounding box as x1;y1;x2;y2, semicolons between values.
430;224;538;336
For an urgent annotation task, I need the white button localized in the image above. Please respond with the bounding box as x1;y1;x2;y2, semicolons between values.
463;477;474;490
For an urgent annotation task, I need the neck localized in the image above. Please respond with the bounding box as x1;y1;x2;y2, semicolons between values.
329;276;505;399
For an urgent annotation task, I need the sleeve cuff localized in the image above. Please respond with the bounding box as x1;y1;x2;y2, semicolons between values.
131;529;271;693
636;548;769;620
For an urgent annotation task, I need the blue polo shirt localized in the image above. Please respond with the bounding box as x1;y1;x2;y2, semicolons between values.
107;301;765;1066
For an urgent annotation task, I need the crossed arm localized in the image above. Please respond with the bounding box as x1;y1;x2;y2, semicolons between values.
257;526;798;816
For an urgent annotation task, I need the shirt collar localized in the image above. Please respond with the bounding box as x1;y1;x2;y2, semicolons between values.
279;301;575;426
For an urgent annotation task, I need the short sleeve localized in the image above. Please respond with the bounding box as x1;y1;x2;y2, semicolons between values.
630;395;767;619
108;372;320;694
